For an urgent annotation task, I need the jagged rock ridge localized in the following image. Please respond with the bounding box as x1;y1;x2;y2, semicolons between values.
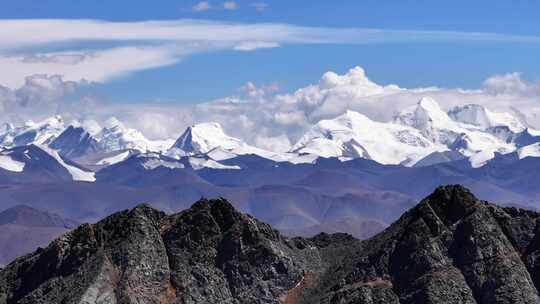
3;186;540;303
0;199;321;304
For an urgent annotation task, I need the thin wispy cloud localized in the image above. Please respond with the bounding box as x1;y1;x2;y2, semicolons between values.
1;19;540;87
233;41;280;51
0;46;192;88
223;1;238;10
2;19;540;51
192;1;211;12
250;2;268;12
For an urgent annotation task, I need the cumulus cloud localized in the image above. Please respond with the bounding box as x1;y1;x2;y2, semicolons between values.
0;75;82;124
483;72;540;96
240;81;279;100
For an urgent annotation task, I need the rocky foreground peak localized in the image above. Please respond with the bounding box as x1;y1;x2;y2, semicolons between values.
0;199;319;304
3;186;540;303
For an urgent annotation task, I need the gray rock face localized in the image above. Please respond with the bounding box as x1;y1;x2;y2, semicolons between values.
301;185;540;304
2;186;540;303
0;199;321;304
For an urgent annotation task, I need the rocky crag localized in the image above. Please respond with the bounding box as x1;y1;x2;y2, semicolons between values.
2;185;540;304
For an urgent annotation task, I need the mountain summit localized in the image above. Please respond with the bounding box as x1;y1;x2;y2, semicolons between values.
292;109;443;165
0;97;539;168
0;198;318;303
170;122;243;155
167;122;289;162
48;126;99;158
3;185;540;303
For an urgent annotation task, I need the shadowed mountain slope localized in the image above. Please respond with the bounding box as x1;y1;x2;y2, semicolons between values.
0;205;78;267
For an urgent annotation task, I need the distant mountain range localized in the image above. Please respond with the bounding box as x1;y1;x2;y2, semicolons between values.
3;186;540;303
1;97;540;170
0;205;78;266
2;97;540;266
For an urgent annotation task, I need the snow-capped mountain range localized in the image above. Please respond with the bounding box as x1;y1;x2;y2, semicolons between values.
1;96;540;175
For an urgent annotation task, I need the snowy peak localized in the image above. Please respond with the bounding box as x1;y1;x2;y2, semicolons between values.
96;117;172;153
417;97;446;117
49;125;99;158
448;104;491;128
293;97;524;167
449;133;474;154
0;123;14;134
167;122;294;164
395;97;452;130
0;149;25;172
517;142;540;159
130;153;186;171
448;104;526;132
6;115;66;147
0;116;173;160
171;122;242;155
292;109;442;165
38;145;95;182
0;144;95;182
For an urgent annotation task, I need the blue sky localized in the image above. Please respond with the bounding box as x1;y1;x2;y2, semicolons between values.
2;0;540;104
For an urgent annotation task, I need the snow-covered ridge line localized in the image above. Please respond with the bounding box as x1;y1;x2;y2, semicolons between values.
0;153;25;172
96;151;131;166
39;146;95;182
1;96;540;170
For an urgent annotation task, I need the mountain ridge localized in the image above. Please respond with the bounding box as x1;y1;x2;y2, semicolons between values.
0;205;78;267
2;97;539;169
3;185;540;303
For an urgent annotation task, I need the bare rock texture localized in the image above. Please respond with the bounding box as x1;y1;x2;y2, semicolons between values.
0;199;321;304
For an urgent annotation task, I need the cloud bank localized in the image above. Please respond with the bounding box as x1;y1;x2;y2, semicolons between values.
2;66;540;153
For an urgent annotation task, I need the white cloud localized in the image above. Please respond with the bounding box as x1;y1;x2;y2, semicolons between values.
0;46;191;88
233;41;280;51
1;19;540;52
240;81;279;101
250;2;268;12
0;19;540;88
179;67;540;149
0;74;81;124
1;64;540;151
192;1;211;11
483;72;540;96
223;1;237;10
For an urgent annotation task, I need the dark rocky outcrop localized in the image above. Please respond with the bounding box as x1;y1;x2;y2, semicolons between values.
0;199;321;304
3;186;540;303
300;185;540;304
